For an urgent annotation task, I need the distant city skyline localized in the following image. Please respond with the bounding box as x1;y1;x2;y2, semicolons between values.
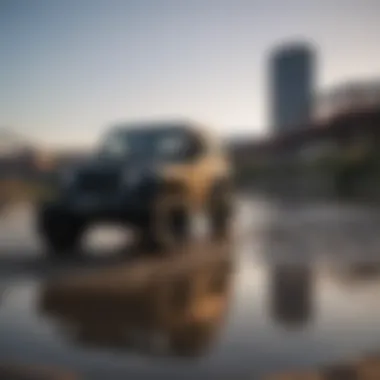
1;0;379;149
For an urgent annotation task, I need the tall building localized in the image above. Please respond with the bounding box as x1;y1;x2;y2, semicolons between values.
270;43;315;134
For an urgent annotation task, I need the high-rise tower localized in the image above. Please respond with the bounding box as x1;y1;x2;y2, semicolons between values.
270;43;315;133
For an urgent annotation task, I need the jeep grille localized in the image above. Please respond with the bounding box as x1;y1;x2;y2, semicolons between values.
77;171;120;193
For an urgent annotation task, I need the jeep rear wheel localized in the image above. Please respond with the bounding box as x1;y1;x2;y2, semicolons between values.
140;204;191;253
209;184;233;240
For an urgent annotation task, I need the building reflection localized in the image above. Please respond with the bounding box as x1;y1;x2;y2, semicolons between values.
38;241;233;358
269;264;314;329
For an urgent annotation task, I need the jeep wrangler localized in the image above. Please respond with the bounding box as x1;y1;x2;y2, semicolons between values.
36;120;233;256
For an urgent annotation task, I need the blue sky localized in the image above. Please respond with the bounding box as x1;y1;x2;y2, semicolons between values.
1;0;379;148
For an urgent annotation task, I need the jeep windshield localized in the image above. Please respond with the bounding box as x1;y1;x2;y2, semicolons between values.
98;127;189;161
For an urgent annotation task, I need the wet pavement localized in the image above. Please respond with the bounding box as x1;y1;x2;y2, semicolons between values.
1;196;380;379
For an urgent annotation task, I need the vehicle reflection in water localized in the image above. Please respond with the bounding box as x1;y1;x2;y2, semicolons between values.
269;264;314;329
38;241;234;358
4;199;380;378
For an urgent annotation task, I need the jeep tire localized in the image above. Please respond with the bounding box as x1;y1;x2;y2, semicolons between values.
209;182;233;240
140;205;191;253
38;208;84;258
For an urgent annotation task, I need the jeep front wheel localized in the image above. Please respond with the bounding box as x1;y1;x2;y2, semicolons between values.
38;208;84;258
